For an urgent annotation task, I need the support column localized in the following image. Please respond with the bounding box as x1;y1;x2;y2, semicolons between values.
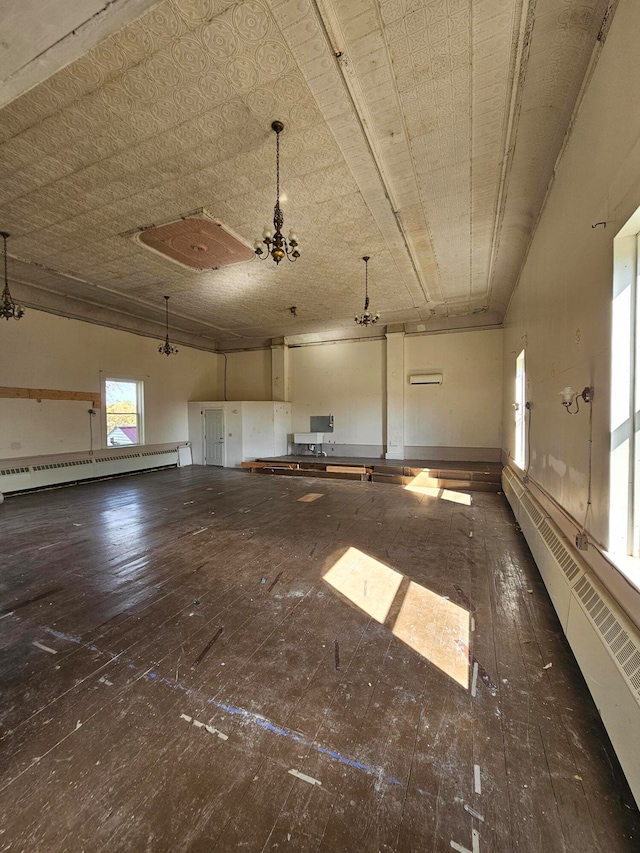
385;329;405;459
271;338;290;402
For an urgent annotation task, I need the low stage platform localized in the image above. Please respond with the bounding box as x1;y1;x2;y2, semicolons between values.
242;456;503;492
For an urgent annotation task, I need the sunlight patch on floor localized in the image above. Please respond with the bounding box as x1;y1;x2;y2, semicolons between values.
323;546;403;623
404;471;472;505
393;580;469;688
323;547;470;688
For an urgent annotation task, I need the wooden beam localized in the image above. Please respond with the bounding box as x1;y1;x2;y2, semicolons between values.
0;387;101;407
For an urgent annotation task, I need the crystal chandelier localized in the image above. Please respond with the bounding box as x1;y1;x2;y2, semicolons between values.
354;256;379;326
254;121;300;264
1;232;25;321
158;295;178;356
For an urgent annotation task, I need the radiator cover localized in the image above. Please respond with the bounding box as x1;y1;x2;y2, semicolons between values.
502;466;640;805
0;447;180;493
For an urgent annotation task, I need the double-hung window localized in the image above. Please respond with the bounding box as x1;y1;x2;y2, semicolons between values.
611;215;640;560
514;349;526;470
104;378;144;447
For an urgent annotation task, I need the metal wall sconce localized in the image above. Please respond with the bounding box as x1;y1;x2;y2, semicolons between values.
560;385;593;414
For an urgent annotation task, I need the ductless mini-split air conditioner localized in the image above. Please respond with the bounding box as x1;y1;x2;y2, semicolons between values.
409;374;443;385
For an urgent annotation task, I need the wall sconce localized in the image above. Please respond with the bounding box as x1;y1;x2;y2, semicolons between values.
560;385;593;414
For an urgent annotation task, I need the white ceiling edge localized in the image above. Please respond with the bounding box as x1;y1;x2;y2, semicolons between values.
502;0;619;326
216;314;504;352
14;290;221;353
0;0;164;110
15;287;503;355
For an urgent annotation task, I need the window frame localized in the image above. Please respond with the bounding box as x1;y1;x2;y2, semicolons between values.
102;375;145;449
611;213;640;561
514;349;526;471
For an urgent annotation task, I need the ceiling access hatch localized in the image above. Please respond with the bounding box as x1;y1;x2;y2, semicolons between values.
133;212;254;271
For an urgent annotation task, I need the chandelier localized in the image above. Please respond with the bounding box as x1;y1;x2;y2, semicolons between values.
158;295;178;356
254;121;300;264
1;232;25;321
354;256;379;326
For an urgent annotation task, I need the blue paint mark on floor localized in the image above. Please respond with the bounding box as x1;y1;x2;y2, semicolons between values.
24;615;402;789
45;627;82;644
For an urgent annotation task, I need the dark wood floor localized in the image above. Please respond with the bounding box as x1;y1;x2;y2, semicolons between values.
0;467;638;852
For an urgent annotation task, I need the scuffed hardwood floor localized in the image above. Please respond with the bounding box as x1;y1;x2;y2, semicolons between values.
0;466;638;852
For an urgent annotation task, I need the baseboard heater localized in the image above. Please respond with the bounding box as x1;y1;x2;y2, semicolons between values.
502;466;640;806
0;447;181;494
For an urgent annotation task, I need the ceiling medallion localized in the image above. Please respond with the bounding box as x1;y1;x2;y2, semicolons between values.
1;232;25;321
158;295;178;356
354;256;379;327
254;121;300;264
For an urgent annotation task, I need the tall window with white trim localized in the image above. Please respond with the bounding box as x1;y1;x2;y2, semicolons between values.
611;216;640;557
514;349;526;470
105;378;144;447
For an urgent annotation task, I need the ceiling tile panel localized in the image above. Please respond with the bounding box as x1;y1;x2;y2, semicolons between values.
0;0;614;348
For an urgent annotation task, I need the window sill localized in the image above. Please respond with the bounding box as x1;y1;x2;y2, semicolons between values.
603;550;640;597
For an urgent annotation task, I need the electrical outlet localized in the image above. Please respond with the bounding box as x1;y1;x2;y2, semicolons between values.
575;532;589;551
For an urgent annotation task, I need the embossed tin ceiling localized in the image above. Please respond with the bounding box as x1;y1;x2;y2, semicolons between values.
0;0;612;351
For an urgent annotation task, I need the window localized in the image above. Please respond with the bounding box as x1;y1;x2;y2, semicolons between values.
514;349;526;470
104;378;144;447
611;213;640;558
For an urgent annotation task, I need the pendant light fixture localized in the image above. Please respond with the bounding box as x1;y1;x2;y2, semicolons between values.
254;121;300;264
354;256;379;326
158;295;178;356
1;232;25;321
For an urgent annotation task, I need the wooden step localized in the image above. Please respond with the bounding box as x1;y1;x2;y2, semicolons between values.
242;460;299;471
402;466;501;483
248;466;368;482
244;460;501;491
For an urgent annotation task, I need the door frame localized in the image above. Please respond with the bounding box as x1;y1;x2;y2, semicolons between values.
204;407;226;467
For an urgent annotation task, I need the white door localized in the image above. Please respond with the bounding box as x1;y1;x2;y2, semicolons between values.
204;409;225;466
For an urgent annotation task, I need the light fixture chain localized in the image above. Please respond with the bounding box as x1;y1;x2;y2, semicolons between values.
0;230;25;321
159;294;178;356
364;257;369;311
354;255;378;327
254;121;299;264
276;125;280;205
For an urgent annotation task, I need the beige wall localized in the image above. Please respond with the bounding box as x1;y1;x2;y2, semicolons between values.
0;309;218;459
290;339;386;452
287;331;502;457
502;0;640;557
405;329;503;453
221;349;272;401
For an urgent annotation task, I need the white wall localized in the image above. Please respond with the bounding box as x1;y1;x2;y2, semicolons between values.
0;309;218;459
499;4;640;795
405;329;503;456
188;401;291;467
501;0;640;600
273;401;291;455
242;402;292;460
290;340;386;454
